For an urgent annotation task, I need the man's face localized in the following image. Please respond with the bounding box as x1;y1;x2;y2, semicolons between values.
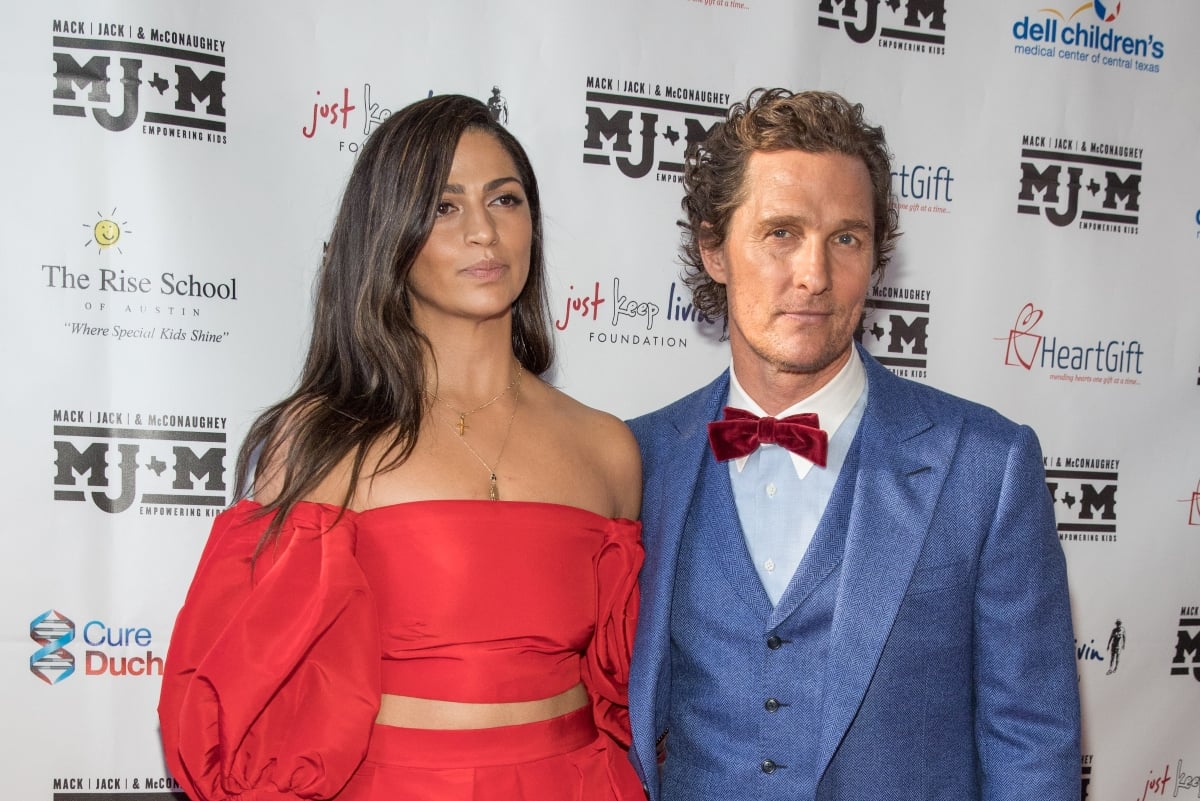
702;148;875;399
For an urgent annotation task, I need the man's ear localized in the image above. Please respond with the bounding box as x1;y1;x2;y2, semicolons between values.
698;224;728;284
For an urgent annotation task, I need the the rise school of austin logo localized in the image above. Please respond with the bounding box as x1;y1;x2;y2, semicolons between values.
1082;754;1094;800
816;0;946;55
857;285;931;379
29;609;163;683
1016;134;1142;234
302;85;503;154
1000;302;1144;385
1077;619;1127;674
43;208;239;330
1172;606;1200;682
554;276;720;350
83;208;133;255
1011;1;1166;74
52;409;227;516
582;76;730;184
1042;453;1119;543
51;18;227;143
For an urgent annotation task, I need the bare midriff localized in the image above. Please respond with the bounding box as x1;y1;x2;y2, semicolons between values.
376;682;588;729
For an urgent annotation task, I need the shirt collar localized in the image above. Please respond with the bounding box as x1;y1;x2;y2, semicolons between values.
726;350;866;478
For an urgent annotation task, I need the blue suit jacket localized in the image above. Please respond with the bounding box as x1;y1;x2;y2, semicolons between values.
627;347;1080;800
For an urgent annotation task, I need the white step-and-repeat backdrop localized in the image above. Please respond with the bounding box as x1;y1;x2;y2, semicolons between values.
3;2;1198;799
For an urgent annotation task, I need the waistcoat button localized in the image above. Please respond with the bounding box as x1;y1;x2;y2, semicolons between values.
766;635;783;650
764;698;781;712
761;759;777;774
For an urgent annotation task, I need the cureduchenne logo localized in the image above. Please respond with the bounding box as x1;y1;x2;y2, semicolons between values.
51;18;227;142
817;0;946;55
30;609;163;682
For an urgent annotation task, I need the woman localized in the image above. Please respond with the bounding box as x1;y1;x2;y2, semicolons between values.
158;94;645;801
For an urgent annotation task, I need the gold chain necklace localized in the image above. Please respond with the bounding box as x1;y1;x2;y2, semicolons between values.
434;368;522;500
426;367;523;436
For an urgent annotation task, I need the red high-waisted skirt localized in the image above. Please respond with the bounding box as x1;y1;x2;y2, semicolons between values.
338;707;644;800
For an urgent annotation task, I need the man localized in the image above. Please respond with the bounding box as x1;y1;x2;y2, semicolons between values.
1107;619;1126;674
627;88;1080;800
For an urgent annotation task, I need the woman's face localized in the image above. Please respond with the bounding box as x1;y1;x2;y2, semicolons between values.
406;130;532;331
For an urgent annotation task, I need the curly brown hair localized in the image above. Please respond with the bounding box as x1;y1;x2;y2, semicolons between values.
680;88;900;319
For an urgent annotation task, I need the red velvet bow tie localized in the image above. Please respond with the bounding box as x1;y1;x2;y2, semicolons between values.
707;407;829;466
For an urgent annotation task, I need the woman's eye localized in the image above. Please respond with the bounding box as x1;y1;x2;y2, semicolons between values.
435;202;454;216
493;193;523;207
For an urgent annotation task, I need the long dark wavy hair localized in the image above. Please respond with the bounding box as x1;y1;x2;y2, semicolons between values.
680;88;901;319
233;94;553;535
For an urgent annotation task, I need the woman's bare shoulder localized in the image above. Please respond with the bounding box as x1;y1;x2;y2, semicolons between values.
251;398;354;507
533;382;642;519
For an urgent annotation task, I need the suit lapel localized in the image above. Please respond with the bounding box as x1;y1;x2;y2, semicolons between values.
630;371;729;784
815;353;962;777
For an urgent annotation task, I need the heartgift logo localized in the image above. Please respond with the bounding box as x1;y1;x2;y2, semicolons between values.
1005;303;1043;369
1181;479;1200;525
998;302;1144;384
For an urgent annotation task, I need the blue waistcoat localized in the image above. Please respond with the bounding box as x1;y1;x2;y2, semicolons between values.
664;431;862;801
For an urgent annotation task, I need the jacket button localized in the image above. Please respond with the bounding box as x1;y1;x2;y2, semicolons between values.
761;759;777;774
764;698;781;712
766;635;783;650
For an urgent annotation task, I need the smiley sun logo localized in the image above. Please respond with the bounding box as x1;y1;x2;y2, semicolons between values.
83;208;132;254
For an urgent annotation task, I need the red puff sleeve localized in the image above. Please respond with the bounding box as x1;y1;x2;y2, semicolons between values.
579;518;644;750
158;501;380;801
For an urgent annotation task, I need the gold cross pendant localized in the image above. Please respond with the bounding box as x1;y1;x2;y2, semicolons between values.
456;414;467;436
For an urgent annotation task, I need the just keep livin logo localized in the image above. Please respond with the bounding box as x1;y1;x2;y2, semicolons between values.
582;76;729;183
817;0;946;55
51;18;227;143
52;409;227;515
1016;135;1141;234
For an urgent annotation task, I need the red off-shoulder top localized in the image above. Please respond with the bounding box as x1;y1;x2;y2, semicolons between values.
157;499;642;801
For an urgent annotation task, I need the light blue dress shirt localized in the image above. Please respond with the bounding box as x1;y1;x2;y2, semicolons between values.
726;353;869;605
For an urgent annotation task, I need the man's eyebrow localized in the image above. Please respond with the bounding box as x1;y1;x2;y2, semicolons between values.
758;214;872;230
